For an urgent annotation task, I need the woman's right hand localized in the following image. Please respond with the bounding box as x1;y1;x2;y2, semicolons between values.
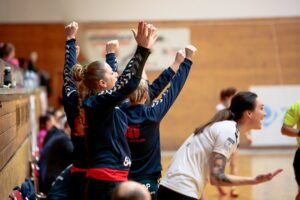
171;49;185;72
65;21;78;40
185;45;197;61
253;168;283;184
132;21;158;49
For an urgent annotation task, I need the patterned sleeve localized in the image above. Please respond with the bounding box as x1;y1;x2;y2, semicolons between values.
106;53;118;72
62;39;77;105
88;46;151;109
146;59;192;121
148;67;175;101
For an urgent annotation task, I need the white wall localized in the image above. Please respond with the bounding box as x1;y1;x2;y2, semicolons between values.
0;0;300;23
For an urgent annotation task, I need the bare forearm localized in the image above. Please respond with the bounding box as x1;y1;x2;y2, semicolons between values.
281;125;299;137
210;174;255;186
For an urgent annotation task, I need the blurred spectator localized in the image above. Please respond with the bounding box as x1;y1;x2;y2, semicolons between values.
0;43;24;88
28;51;52;96
42;109;65;147
0;43;19;67
37;113;55;151
38;126;73;194
216;87;237;111
19;57;39;89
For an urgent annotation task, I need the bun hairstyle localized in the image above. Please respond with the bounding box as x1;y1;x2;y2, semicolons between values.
72;63;86;82
194;91;258;135
71;61;107;100
71;61;106;136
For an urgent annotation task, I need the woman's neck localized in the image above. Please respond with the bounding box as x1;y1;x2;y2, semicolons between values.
236;120;251;135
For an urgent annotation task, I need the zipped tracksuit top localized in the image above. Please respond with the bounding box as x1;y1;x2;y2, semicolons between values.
82;46;151;181
120;58;193;180
63;39;123;172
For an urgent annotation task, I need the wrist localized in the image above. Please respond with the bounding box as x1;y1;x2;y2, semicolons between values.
66;36;76;41
106;50;115;54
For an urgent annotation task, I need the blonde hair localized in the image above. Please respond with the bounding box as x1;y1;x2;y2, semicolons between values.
72;61;107;100
71;61;107;136
129;79;148;104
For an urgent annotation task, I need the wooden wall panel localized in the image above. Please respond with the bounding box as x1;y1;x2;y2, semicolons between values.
1;18;300;149
0;89;44;199
0;139;30;200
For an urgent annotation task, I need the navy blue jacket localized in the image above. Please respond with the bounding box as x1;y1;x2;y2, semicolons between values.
83;46;150;171
62;39;120;169
105;53;175;103
120;58;192;180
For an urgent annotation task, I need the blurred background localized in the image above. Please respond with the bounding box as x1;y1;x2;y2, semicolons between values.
0;0;300;199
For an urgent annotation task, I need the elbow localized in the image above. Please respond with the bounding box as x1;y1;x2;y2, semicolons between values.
281;126;287;136
210;175;221;186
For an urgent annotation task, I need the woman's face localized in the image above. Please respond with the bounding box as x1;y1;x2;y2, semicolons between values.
249;98;266;129
102;63;118;90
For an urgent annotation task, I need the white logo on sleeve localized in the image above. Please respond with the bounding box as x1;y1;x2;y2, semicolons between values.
224;137;235;152
123;156;131;167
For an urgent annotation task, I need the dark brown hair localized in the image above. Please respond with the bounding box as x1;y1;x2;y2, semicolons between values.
194;91;257;134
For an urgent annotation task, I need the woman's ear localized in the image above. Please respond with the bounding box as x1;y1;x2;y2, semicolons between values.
246;110;253;119
98;79;107;88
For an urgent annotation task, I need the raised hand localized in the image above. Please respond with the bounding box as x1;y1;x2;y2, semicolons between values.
253;169;283;184
132;21;158;49
106;40;119;54
185;45;197;61
65;21;78;40
171;49;185;72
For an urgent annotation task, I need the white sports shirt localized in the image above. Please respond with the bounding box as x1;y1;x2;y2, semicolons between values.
160;120;239;199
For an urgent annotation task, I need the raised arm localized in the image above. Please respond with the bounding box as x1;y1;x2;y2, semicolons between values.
106;40;119;72
148;49;185;100
63;21;78;100
209;152;283;186
90;22;158;108
147;67;175;101
147;46;196;121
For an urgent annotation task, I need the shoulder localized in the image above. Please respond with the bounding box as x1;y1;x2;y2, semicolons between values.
210;121;237;135
290;101;300;112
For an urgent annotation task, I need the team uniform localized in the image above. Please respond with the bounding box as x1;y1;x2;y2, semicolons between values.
283;100;300;185
82;46;150;200
62;38;88;199
120;58;192;199
159;120;240;200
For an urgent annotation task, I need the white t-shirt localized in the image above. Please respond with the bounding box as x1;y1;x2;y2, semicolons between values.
160;120;239;199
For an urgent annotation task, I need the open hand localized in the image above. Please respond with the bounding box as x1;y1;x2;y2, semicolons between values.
254;169;283;184
132;22;158;49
